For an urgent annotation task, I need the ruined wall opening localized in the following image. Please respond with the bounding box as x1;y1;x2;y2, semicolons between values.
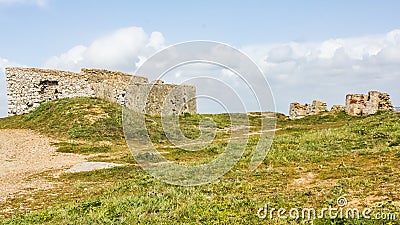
38;80;59;95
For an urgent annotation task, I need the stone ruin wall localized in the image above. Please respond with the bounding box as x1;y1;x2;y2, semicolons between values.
5;67;197;116
289;100;328;119
6;68;95;115
125;81;197;115
81;68;148;106
345;91;394;116
330;105;346;113
289;91;395;119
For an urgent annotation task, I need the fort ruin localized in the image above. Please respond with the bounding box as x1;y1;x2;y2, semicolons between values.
345;91;394;116
289;91;395;119
289;100;328;120
4;68;396;119
5;67;197;116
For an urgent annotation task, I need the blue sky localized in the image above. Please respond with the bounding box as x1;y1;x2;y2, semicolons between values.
1;0;400;116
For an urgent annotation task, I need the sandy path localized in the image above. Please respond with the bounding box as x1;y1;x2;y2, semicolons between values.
0;129;85;201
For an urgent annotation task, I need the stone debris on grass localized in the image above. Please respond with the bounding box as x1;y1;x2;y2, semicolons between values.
65;162;125;173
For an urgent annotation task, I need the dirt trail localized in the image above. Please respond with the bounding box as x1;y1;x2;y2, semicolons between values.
0;129;85;201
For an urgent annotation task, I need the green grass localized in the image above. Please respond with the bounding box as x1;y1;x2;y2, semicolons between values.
0;97;399;224
0;97;123;142
53;142;111;154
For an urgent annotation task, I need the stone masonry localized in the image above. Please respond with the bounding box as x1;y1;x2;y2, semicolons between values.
289;90;395;119
307;100;328;116
289;102;308;119
330;105;345;112
289;100;328;119
5;67;197;116
125;82;197;115
345;91;394;116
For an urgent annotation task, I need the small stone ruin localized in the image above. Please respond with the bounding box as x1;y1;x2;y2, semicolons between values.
289;90;395;119
289;100;327;120
345;91;395;116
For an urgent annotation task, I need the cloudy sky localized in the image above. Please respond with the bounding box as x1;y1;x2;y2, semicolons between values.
1;1;400;116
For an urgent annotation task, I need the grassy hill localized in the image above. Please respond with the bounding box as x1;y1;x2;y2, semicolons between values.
0;97;399;224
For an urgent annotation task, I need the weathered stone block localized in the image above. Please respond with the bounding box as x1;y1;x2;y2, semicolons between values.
289;102;308;120
330;105;345;112
289;100;327;119
306;100;327;115
345;91;394;116
125;83;196;115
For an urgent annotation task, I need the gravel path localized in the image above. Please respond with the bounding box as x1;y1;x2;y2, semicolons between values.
0;129;86;201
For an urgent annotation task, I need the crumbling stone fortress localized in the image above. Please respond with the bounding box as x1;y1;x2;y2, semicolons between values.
5;67;197;116
289;100;328;120
289;90;395;119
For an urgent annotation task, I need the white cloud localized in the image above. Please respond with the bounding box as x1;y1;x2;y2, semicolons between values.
146;32;165;50
241;29;400;114
267;45;294;63
45;27;165;72
0;0;47;7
